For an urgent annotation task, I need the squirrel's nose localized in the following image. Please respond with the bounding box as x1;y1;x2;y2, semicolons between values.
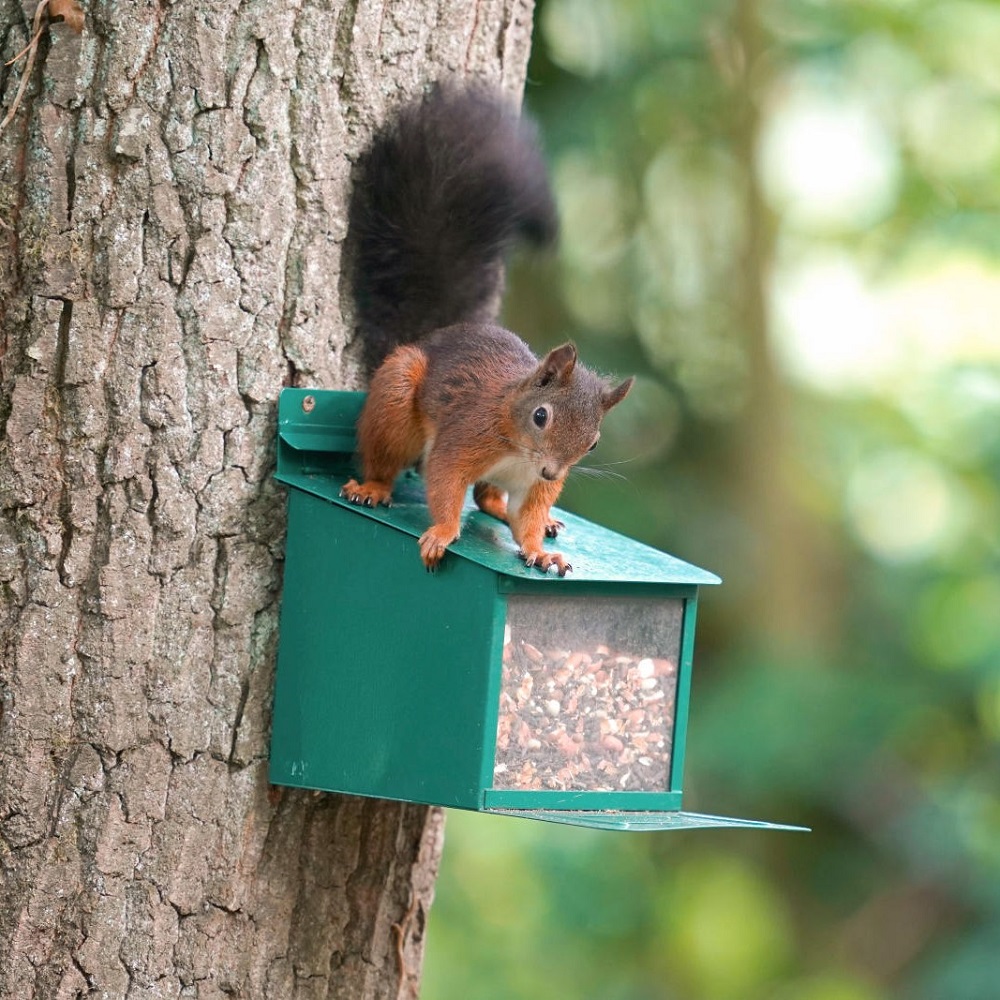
540;467;559;482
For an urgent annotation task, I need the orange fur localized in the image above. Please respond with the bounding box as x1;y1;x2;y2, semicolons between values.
473;483;508;521
507;479;571;576
340;345;429;507
343;330;631;573
474;482;564;539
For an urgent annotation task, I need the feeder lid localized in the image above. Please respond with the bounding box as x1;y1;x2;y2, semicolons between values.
275;388;721;586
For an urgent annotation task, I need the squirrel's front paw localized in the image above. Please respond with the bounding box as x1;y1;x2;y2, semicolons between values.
340;479;393;508
419;525;459;571
520;548;572;577
544;517;565;539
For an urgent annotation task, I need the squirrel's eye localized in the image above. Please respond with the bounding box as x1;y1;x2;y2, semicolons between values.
532;406;550;429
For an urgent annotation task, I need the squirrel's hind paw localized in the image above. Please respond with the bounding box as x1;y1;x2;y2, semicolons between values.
544;517;565;539
340;479;393;508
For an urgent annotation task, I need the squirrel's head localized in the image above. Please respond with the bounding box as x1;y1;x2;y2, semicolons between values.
512;342;633;483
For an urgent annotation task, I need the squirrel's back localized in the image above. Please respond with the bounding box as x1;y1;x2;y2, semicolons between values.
347;83;558;373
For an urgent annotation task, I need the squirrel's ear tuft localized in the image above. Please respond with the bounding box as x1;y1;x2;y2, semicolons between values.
535;342;578;387
602;376;634;411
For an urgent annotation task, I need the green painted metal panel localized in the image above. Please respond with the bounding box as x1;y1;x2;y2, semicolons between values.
669;598;700;795
482;790;682;811
270;488;499;810
279;389;366;458
476;598;511;796
498;579;699;600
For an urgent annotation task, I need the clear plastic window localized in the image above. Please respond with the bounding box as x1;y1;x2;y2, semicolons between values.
493;595;683;793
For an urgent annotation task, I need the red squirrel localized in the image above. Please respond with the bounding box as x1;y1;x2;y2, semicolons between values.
341;83;633;575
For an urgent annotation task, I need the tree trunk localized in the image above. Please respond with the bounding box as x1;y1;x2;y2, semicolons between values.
0;2;536;996
729;0;837;654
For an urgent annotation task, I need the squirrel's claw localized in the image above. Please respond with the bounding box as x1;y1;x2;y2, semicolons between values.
519;549;572;576
419;524;458;572
544;518;565;539
340;478;393;508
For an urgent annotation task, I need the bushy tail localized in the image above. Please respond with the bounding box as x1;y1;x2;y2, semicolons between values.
347;82;558;373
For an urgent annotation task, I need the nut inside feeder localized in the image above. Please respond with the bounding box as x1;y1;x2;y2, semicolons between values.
494;596;682;794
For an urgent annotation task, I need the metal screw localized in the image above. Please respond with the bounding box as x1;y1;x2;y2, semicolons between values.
302;395;316;414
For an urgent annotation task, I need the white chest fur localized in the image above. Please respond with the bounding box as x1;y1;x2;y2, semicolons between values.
479;454;540;514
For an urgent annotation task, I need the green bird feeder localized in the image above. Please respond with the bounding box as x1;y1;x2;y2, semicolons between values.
269;388;803;833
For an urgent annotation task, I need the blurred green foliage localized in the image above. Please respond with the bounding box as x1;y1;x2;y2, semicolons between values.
423;1;1000;998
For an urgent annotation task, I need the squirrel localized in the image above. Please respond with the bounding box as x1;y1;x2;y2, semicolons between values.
340;83;634;576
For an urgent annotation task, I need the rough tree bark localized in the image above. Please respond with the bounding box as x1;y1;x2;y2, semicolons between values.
0;1;537;996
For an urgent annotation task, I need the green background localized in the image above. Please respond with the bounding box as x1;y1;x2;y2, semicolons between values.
423;1;1000;998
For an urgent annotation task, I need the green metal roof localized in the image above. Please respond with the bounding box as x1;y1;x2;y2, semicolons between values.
275;388;721;586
